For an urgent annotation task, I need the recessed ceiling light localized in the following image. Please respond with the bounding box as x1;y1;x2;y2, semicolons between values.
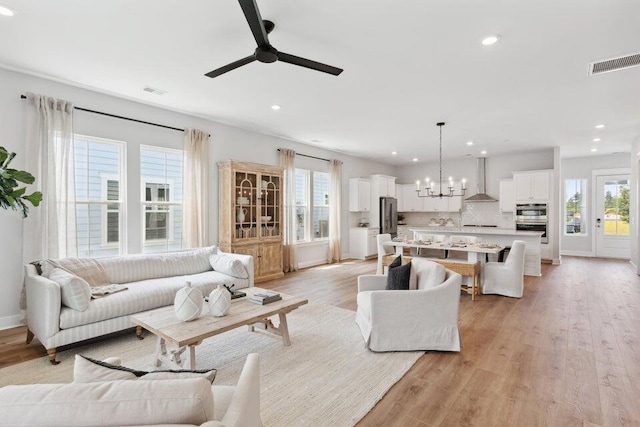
595;124;605;129
591;148;598;152
413;158;418;162
391;151;397;155
466;141;474;146
310;139;322;144
481;35;499;46
480;150;487;155
0;4;15;16
593;138;601;142
271;104;281;110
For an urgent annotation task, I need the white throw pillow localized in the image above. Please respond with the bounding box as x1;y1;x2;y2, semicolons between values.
46;267;91;311
209;254;249;279
413;259;446;290
73;355;217;383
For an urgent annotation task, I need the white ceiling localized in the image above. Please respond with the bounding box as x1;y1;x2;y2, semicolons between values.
1;0;639;165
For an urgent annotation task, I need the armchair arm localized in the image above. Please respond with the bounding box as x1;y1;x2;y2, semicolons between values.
218;251;255;288
357;275;387;292
369;272;462;327
24;264;61;344
220;353;262;427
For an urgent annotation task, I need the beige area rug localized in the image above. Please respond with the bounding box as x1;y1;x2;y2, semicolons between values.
0;304;423;427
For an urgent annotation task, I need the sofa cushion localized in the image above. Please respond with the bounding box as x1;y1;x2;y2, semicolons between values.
59;271;247;329
209;254;249;279
46;267;91;311
74;355;216;383
0;378;214;427
98;246;217;284
413;258;446;289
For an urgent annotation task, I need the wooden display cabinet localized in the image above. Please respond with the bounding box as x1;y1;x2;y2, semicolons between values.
218;160;284;283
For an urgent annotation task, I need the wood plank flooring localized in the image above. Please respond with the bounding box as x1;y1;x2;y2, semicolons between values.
1;256;639;426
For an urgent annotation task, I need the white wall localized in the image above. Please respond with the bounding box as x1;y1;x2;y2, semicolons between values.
561;153;631;256
0;67;393;328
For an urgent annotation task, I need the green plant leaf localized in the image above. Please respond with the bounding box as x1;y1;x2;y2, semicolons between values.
23;191;42;207
7;169;35;184
0;148;7;165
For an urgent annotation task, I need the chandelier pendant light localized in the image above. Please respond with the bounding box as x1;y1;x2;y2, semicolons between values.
416;122;466;198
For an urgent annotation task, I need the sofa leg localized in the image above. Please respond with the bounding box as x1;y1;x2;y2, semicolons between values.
26;328;34;345
47;348;59;365
135;325;144;340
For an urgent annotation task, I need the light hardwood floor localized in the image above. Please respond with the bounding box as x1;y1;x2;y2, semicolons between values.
1;256;639;426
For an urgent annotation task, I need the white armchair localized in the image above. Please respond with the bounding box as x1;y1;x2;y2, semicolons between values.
355;258;462;352
482;240;526;298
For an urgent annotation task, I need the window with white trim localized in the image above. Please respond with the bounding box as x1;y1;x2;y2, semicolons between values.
140;146;183;253
73;135;125;257
295;168;329;242
564;179;587;236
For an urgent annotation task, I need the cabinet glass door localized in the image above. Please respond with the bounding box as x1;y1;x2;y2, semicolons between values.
259;174;281;238
234;171;258;240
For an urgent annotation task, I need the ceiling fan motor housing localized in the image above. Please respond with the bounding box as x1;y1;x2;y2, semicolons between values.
255;45;278;63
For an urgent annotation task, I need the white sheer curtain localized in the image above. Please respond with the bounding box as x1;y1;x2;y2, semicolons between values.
183;128;209;248
328;159;342;263
279;148;298;272
23;93;77;262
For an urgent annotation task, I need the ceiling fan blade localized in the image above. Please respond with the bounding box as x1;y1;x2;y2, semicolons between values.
205;55;256;78
238;0;270;47
278;52;343;76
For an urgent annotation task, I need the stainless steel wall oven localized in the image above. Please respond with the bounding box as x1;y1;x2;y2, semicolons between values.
515;203;548;243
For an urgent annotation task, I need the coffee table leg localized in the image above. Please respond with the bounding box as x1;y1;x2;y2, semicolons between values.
188;345;196;370
155;337;167;367
278;313;291;346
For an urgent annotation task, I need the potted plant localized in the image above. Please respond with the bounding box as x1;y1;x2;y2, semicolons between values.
0;146;42;218
397;214;405;225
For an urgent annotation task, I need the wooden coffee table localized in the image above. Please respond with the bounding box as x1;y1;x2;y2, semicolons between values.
131;287;308;369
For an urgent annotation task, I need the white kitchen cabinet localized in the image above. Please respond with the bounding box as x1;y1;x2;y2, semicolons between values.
513;171;551;202
420;182;463;212
349;178;371;212
399;184;421;212
499;179;515;212
349;227;379;260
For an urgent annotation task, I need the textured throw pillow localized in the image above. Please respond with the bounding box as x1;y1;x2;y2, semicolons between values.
386;256;412;290
51;258;111;286
209;254;249;279
73;355;217;383
46;267;92;311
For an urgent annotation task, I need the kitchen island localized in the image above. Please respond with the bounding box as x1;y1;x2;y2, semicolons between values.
403;226;543;276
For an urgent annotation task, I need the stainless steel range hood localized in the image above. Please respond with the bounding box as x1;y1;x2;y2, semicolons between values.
465;158;498;202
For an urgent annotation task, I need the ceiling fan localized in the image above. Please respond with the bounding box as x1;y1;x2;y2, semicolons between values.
205;0;343;79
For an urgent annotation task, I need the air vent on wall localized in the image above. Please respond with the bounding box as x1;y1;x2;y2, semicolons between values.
142;86;167;95
589;53;640;75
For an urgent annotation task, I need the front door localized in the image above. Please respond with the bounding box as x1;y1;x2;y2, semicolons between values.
595;174;630;258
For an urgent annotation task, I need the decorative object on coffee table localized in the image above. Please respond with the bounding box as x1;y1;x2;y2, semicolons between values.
209;284;231;317
174;281;203;321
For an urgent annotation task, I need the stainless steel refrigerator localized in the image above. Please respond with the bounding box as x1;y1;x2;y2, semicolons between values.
379;197;398;237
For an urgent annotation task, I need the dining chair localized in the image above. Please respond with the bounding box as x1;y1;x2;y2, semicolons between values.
412;233;446;259
376;233;395;274
482;240;526;298
446;235;478;260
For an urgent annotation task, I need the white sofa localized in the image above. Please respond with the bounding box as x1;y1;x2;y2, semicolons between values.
25;246;254;364
356;258;462;352
0;353;262;427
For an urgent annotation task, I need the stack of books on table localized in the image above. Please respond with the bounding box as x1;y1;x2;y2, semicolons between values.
249;291;282;305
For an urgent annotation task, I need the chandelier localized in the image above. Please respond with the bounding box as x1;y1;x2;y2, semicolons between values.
416;122;466;198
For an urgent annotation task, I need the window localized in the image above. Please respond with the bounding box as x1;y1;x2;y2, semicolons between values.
140;146;183;253
73;135;125;257
564;179;587;235
295;168;329;242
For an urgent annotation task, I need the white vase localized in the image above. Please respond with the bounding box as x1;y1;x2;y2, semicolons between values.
209;285;231;317
174;281;203;322
237;207;247;223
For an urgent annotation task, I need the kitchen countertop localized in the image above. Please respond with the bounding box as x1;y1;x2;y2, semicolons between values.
407;226;544;237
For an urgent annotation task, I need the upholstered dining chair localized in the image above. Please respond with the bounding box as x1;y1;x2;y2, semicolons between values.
412;232;446;258
482;240;526;298
376;233;394;274
446;235;478;260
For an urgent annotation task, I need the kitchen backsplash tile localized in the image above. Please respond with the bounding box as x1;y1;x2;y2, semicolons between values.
400;203;514;229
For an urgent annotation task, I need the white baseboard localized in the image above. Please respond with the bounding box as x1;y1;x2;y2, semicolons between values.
0;313;24;331
298;259;329;269
561;250;594;257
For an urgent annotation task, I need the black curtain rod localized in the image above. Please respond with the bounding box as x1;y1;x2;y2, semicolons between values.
277;148;330;162
20;94;210;137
